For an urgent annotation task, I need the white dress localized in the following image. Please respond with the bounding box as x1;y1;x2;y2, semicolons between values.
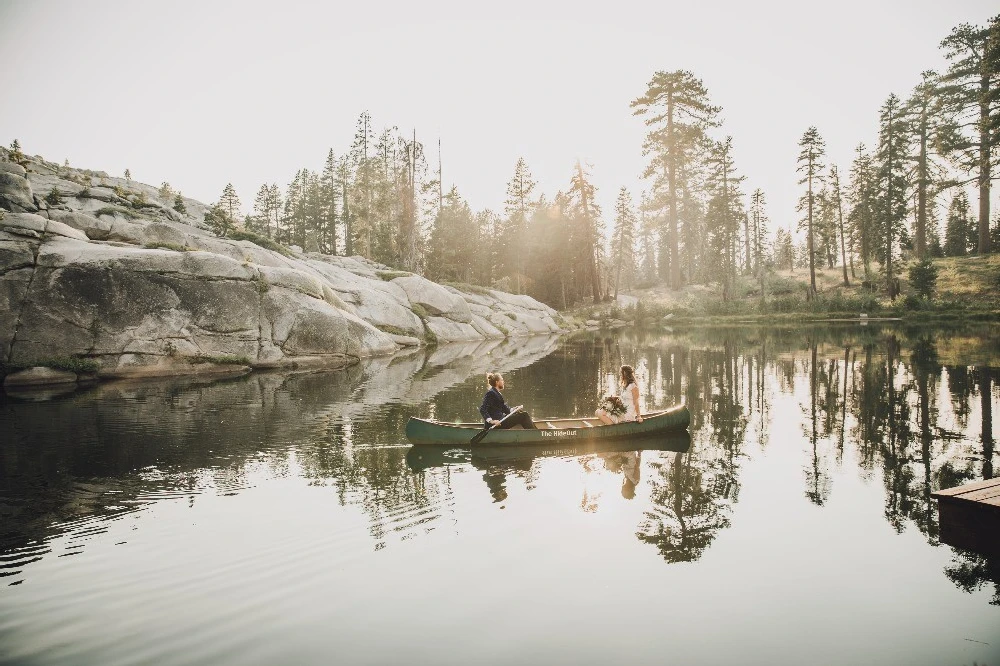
621;382;639;422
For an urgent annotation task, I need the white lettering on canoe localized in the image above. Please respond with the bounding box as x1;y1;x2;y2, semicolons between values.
541;430;577;437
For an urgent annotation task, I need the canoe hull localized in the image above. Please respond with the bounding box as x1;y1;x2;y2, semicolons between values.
405;404;690;447
406;431;692;471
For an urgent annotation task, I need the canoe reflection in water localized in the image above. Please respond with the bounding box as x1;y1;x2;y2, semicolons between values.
596;450;642;499
406;433;691;503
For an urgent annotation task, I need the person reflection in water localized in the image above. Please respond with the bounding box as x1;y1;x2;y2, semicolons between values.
479;458;532;504
479;372;536;429
598;450;642;499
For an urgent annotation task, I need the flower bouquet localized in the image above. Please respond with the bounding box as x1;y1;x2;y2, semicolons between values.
600;394;626;418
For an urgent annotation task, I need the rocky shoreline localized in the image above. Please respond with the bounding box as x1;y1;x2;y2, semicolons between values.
0;149;565;391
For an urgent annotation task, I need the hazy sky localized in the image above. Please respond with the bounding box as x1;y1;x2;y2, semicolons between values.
1;0;996;236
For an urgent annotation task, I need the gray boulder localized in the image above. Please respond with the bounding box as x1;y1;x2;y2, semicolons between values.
27;173;85;199
0;171;36;212
393;275;473;323
424;316;482;342
47;210;114;240
0;162;27;177
3;366;78;388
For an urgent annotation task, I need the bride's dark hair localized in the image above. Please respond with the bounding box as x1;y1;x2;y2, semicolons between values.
620;365;636;387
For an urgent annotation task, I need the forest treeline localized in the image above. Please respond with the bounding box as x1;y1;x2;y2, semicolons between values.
150;14;998;309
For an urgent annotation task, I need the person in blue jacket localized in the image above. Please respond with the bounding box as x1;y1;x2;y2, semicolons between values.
479;372;536;429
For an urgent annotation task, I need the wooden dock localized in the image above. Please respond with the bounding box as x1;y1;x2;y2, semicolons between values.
932;477;1000;556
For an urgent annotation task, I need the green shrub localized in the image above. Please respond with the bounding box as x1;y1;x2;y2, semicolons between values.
2;356;100;374
907;259;939;299
375;324;411;337
442;281;493;296
411;303;429;319
377;270;412;281
95;205;140;220
768;274;802;296
144;242;188;252
190;354;251;366
129;191;150;209
506;312;517;320
255;274;270;294
902;294;924;311
228;229;294;257
45;186;64;206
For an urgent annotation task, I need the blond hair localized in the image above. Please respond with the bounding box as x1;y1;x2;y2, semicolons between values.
487;372;503;387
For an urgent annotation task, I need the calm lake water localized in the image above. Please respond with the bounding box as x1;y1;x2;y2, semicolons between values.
1;324;998;666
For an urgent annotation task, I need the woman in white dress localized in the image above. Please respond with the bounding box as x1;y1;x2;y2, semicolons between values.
595;364;644;425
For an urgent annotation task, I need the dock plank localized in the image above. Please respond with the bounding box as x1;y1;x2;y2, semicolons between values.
934;477;1000;556
957;486;1000;503
931;477;1000;498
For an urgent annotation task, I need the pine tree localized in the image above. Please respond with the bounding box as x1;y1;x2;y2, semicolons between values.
705;137;745;300
348;111;376;257
45;186;63;206
632;70;720;288
283;170;307;248
678;160;708;285
501;157;538;293
397;131;427;271
124;169;131;182
938;16;1000;255
426;186;478;283
369;128;399;264
567;160;603;302
928;203;944;257
848;144;878;279
212;183;242;238
874;94;909;299
773;227;795;271
9;139;25;165
219;183;241;225
158;182;174;203
796;127;826;299
903;70;955;258
473;209;500;287
749;189;770;299
173;193;187;215
829;165;850;285
815;186;837;269
611;187;638;299
908;258;939;299
320;149;339;255
251;184;272;237
637;192;658;286
336;157;353;257
944;190;974;255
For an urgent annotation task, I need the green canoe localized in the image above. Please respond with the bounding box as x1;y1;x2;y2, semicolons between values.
405;404;690;447
406;431;692;471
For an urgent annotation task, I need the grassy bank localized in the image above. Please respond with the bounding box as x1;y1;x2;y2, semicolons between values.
570;255;1000;325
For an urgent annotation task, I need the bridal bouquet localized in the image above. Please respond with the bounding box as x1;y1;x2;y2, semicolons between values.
600;395;627;417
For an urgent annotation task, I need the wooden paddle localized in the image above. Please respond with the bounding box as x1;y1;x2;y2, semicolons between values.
470;405;523;445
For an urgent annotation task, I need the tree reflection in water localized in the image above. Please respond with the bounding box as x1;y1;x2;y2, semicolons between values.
1;323;997;602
